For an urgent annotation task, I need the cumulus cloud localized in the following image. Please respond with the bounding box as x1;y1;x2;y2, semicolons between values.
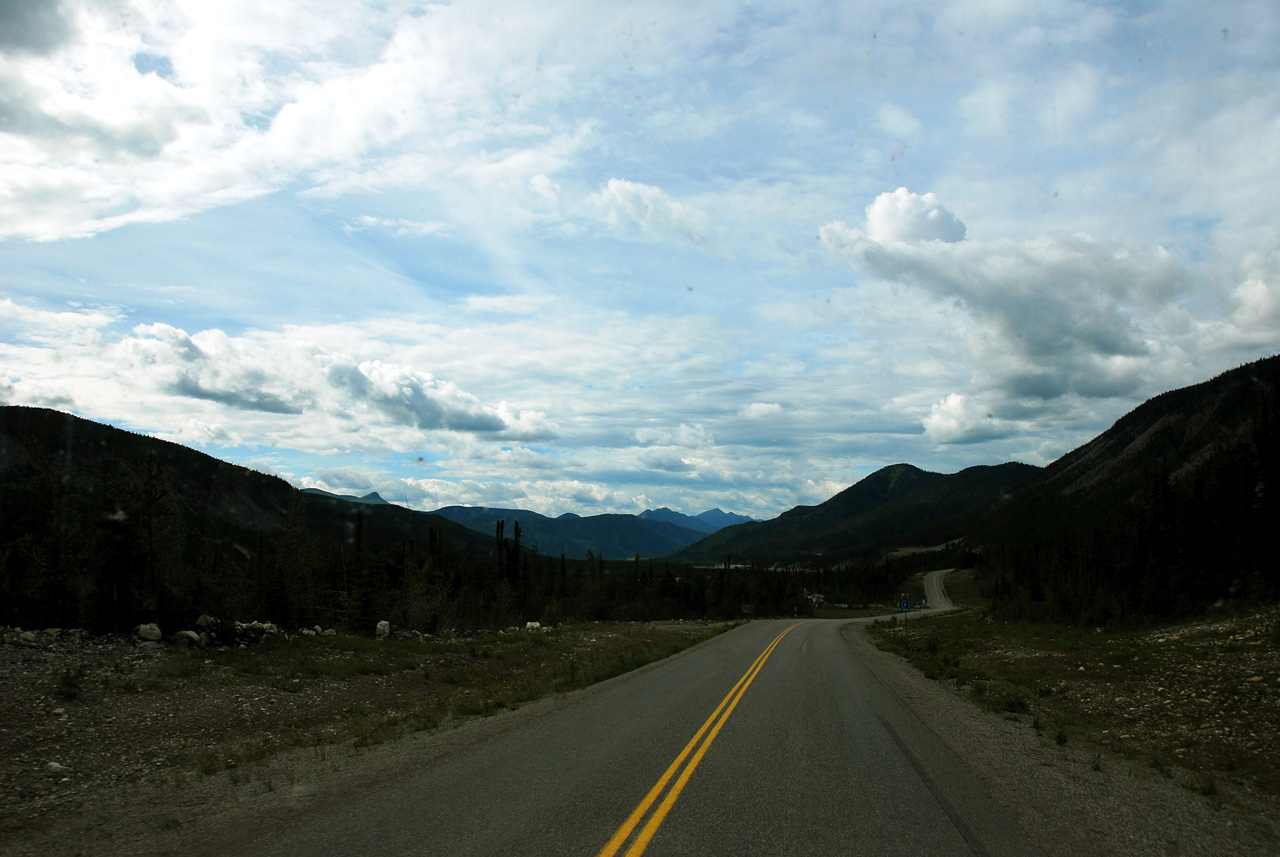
1229;252;1280;334
821;188;1190;407
864;187;966;244
923;393;1015;445
593;179;720;250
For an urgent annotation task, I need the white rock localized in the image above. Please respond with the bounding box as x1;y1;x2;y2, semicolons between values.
47;762;70;773
135;623;162;642
525;621;541;631
376;620;391;639
322;628;337;636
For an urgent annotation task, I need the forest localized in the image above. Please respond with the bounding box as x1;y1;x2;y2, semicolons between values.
0;410;939;634
4;354;1278;635
972;356;1280;626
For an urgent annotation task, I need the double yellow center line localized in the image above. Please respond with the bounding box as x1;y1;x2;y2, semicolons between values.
596;623;802;857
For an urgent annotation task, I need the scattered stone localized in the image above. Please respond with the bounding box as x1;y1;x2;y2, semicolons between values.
135;623;162;642
174;630;201;647
46;762;70;773
322;629;337;637
19;631;38;644
302;629;316;636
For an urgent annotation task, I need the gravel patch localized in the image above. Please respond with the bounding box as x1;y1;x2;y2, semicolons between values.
842;622;1280;857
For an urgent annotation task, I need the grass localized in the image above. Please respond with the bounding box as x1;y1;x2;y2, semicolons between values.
184;622;733;775
813;570;939;619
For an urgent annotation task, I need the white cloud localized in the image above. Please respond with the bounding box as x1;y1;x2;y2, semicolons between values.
923;393;1013;445
0;297;120;345
740;401;783;420
634;422;714;448
592;179;720;250
822;188;1192;405
347;215;448;237
864;187;966;244
463;294;554;315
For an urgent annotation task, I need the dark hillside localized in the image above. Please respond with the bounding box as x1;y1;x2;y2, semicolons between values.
0;407;494;633
973;355;1280;624
676;462;1039;563
0;408;814;632
431;506;707;558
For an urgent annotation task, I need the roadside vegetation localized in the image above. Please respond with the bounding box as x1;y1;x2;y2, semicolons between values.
868;570;1280;804
0;620;732;841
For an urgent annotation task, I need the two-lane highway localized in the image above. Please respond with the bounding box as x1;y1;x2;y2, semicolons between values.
239;611;1040;856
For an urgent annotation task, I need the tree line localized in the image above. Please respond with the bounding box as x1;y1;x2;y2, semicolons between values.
971;360;1280;626
0;446;929;635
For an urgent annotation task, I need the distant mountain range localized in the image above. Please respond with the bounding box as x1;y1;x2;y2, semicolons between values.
672;462;1040;564
428;505;751;559
638;507;754;533
302;488;391;505
3;354;1276;629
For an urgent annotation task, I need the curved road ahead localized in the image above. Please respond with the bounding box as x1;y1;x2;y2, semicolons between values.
238;574;1039;856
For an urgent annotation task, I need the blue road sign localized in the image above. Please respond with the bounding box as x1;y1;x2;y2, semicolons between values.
901;600;911;612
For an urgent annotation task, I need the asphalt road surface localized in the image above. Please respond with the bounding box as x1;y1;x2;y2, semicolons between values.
240;591;1041;856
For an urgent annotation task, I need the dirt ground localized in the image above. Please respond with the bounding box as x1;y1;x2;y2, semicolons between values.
0;620;720;855
3;607;1278;857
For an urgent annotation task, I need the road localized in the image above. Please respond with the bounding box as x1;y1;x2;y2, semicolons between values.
923;567;956;613
238;579;1039;857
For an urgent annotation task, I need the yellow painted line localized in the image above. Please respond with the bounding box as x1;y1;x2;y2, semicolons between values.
597;623;802;857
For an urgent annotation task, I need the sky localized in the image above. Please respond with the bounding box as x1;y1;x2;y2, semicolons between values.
2;1;1278;521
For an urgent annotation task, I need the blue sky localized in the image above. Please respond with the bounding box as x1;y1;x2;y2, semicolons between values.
2;1;1278;519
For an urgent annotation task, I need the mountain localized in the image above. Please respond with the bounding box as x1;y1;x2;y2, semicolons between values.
301;488;391;505
673;462;1040;564
0;406;496;632
431;506;707;558
638;507;756;534
971;355;1280;623
639;507;716;533
696;508;756;529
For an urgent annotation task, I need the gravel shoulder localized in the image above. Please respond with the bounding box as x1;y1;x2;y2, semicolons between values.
843;620;1280;857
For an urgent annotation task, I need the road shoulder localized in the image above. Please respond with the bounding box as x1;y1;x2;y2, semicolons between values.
840;622;1278;857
